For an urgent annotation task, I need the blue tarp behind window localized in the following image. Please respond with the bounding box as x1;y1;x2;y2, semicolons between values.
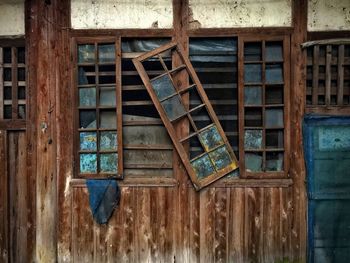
303;115;350;263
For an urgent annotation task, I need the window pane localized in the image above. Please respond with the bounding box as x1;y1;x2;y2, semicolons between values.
78;44;95;63
209;145;233;171
79;87;96;106
266;152;283;171
4;86;11;100
244;129;263;149
244;86;262;105
3;47;11;63
199;125;224;151
100;110;116;129
266;85;283;104
100;86;116;106
245;153;263;172
80;153;97;173
100;153;118;173
18;105;25;119
100;131;117;151
191;154;215;179
17;47;25;64
79;110;96;129
98;44;115;63
80;132;97;150
244;64;262;83
4;68;11;81
78;66;95;85
265;108;284;128
266;130;284;149
245;107;262;127
265;42;283;62
4;105;11;119
151;74;176;101
266;64;283;83
18;86;25;100
191;106;212;130
161;95;186;121
18;68;25;81
244;42;261;61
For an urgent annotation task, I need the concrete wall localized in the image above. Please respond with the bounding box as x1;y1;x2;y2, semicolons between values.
71;0;173;29
188;0;292;29
308;0;350;31
0;0;25;36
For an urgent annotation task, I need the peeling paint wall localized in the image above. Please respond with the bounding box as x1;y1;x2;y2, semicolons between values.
188;0;292;29
71;0;173;29
0;0;25;36
308;0;350;31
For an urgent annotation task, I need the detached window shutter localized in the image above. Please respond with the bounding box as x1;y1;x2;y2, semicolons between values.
132;42;238;190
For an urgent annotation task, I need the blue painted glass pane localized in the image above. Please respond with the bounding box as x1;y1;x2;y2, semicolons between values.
79;87;96;106
100;86;116;106
100;132;117;151
209;146;233;171
80;132;97;150
98;44;115;63
266;152;283;171
100;153;118;173
161;95;186;121
100;110;116;129
78;44;95;63
80;153;97;173
244;130;262;149
244;64;262;83
191;154;215;179
265;108;284;128
266;42;283;62
245;153;262;172
199;125;223;151
266;64;283;83
151;74;176;101
79;110;96;129
244;86;262;105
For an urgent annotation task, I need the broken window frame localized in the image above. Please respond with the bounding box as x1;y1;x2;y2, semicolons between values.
0;38;26;127
132;41;239;190
238;35;290;178
73;37;123;179
303;38;350;114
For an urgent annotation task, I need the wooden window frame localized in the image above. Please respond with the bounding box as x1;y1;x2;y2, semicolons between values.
72;36;123;179
132;41;239;190
0;38;26;130
238;35;291;179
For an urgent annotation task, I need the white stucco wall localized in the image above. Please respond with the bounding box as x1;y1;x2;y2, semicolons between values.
0;0;25;36
71;0;173;29
188;0;292;28
308;0;350;31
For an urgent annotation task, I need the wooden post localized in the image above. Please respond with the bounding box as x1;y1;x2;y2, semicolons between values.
25;0;70;261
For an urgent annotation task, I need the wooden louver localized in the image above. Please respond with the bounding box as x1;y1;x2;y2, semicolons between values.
132;42;238;190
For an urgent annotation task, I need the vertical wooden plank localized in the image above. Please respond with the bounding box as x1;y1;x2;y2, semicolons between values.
189;187;200;263
337;45;345;105
281;187;293;260
116;36;123;178
0;47;3;119
227;188;244;263
214;188;228;263
0;130;8;262
325;45;332;105
312;45;319;105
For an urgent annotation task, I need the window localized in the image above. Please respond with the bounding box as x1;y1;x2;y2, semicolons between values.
305;41;350;110
0;43;26;120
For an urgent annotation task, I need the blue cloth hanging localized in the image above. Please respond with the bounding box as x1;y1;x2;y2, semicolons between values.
86;179;121;224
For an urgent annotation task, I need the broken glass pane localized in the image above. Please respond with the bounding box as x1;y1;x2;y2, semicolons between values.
244;64;262;83
266;85;283;104
100;131;117;151
78;66;95;85
100;153;118;173
265;108;284;128
244;129;262;149
80;132;97;150
191;106;212;130
244;86;262;105
191;154;215;179
266;42;283;62
98;44;115;63
151;74;176;101
245;153;262;172
266;64;283;83
244;42;262;61
18;105;25;119
189;135;205;159
161;95;186;121
245;107;262;127
199;125;224;151
79;87;96;107
209;145;233;171
78;44;95;63
100;110;116;129
266;130;284;149
100;86;116;106
80;153;97;173
266;152;283;171
79;110;96;129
